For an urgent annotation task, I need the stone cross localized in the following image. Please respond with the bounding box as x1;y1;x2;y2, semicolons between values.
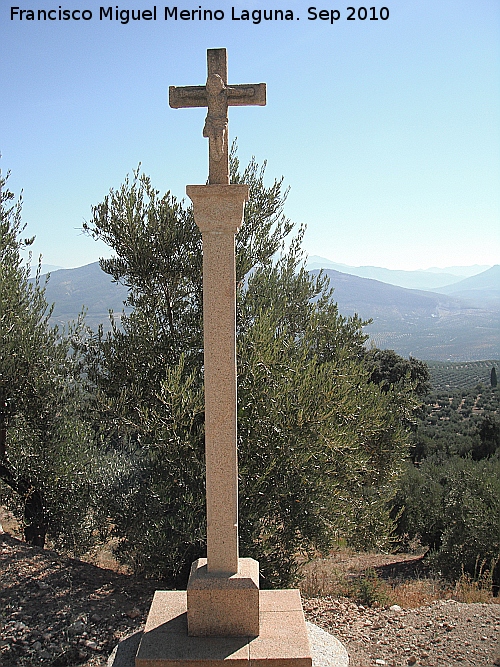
134;50;313;661
169;48;266;185
169;50;266;588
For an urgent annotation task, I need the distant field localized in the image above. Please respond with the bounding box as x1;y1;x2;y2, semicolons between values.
425;359;500;391
365;308;500;362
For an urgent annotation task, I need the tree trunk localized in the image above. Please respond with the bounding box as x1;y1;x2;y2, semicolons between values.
0;461;47;547
0;424;6;460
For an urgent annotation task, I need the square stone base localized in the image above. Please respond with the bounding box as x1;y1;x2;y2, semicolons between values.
187;558;259;637
135;589;312;667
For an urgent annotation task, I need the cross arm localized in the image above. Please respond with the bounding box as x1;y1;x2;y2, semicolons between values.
169;85;207;109
227;83;266;107
169;83;266;109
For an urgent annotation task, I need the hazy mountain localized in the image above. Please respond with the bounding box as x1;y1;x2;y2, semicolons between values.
36;262;500;361
306;256;491;291
41;264;64;273
430;265;500;308
423;265;491;277
311;269;465;316
312;269;500;361
38;262;130;331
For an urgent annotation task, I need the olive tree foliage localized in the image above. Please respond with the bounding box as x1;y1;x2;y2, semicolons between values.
0;170;115;554
394;456;500;587
82;151;414;586
363;349;431;400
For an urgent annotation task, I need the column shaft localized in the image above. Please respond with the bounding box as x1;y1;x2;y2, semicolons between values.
186;184;249;577
203;230;238;575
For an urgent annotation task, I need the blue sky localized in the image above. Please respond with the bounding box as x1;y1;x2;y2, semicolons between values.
1;0;499;271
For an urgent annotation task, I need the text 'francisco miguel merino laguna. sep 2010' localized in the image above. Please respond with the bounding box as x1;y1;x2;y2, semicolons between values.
10;6;390;24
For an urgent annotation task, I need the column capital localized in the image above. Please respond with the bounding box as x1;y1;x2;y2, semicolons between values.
187;184;249;234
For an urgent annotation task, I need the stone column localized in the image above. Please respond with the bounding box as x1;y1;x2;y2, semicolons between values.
187;184;248;576
185;184;260;639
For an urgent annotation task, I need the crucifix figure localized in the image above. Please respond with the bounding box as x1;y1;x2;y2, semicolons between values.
169;48;266;184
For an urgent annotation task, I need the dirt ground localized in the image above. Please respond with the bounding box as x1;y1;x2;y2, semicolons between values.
1;529;499;667
304;596;500;666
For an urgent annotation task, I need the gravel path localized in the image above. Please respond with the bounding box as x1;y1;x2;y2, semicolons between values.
1;533;499;667
304;596;500;666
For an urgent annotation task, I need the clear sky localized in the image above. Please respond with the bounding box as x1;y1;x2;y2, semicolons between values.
1;0;499;271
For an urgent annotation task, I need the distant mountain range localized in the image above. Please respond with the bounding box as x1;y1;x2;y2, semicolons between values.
306;256;491;290
39;263;130;332
429;265;500;309
37;261;500;362
40;264;64;274
310;268;500;361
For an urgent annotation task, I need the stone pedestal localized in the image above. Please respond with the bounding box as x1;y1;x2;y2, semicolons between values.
111;624;348;667
187;558;259;637
135;589;312;667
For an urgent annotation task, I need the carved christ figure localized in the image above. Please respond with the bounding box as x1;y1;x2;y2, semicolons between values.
203;73;228;165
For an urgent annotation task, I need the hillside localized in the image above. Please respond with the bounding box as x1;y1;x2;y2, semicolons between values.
426;359;500;391
313;269;500;361
431;265;500;308
38;263;130;332
311;269;466;315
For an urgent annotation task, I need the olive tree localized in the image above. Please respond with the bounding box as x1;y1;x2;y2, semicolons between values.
0;170;113;554
82;152;415;586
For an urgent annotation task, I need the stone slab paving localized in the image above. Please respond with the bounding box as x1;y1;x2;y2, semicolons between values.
107;623;348;667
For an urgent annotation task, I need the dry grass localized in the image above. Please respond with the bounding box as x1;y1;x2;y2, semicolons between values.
0;506;129;573
390;579;448;607
82;538;132;574
299;549;500;608
299;563;350;599
453;571;500;604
